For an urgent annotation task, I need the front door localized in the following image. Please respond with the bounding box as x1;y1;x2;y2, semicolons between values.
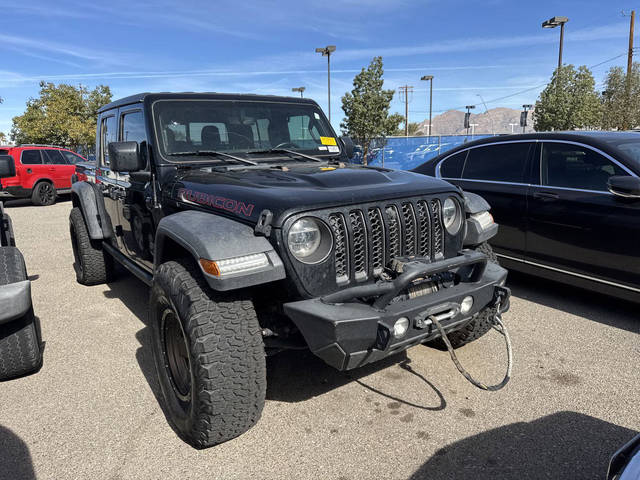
526;140;640;288
42;149;75;190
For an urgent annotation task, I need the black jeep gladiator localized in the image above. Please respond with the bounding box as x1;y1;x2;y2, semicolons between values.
69;92;510;448
0;155;43;380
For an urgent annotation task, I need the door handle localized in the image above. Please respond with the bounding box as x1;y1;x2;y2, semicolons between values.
533;192;559;201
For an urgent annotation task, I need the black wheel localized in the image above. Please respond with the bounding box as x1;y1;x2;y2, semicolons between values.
31;182;56;206
150;259;266;449
69;207;114;285
0;247;43;380
428;242;501;350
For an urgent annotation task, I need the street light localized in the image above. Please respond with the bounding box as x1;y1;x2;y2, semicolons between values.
542;16;569;72
420;75;434;137
291;87;305;98
315;45;336;123
521;104;533;133
509;123;519;134
464;105;475;136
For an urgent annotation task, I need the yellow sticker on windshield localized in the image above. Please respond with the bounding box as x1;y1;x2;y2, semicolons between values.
320;136;337;146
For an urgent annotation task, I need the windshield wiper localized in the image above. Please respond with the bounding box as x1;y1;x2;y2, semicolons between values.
169;150;257;166
246;148;324;162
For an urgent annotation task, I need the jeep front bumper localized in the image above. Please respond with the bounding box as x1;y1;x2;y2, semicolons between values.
0;280;32;324
284;250;509;371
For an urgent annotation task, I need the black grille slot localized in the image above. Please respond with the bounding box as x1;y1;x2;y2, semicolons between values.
368;208;385;275
385;205;402;259
329;214;349;284
349;210;368;281
416;200;431;258
430;199;443;258
401;202;417;255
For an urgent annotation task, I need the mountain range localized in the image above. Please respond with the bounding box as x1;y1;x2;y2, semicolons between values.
413;107;536;136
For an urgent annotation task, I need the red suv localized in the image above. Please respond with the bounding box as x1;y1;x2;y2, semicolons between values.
0;145;87;206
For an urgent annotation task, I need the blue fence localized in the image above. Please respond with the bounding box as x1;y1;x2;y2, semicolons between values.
352;135;497;171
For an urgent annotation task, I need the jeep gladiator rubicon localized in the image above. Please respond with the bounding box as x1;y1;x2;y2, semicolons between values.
69;92;510;448
0;155;43;380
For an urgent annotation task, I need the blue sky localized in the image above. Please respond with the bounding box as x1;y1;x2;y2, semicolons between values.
0;0;637;136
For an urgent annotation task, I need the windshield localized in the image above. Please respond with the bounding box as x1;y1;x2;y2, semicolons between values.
152;99;339;161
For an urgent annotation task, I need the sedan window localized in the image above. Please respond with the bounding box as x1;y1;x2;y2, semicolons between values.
461;142;531;183
439;150;467;178
541;143;626;192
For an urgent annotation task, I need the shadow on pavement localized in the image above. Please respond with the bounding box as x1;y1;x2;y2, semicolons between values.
409;411;638;480
508;271;639;334
0;425;36;480
2;195;71;209
103;275;447;409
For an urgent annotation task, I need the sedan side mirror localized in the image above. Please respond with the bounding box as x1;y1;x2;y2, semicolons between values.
109;141;145;173
340;136;355;159
607;175;640;199
0;155;16;179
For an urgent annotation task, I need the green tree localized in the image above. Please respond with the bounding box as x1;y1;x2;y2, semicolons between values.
11;82;112;149
340;57;402;163
396;121;422;136
601;63;640;130
0;132;7;144
534;65;601;131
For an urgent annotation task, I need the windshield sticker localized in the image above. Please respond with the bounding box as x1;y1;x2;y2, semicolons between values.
320;136;337;146
318;146;328;150
177;188;255;217
314;113;320;120
327;146;340;153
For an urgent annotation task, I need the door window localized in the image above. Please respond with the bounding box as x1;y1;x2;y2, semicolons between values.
461;142;531;183
20;150;42;165
439;150;468;178
43;149;67;164
101;115;117;166
120;111;146;143
541;142;627;191
61;151;85;164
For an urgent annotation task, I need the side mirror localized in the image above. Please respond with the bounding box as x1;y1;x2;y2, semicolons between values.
108;141;145;172
340;136;355;159
607;175;640;199
0;155;16;179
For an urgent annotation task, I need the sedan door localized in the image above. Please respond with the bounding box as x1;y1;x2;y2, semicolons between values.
526;140;640;289
436;141;534;259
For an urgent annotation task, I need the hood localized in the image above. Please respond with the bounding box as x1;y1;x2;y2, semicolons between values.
169;164;457;227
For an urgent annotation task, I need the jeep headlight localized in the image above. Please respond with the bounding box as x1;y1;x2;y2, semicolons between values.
443;197;462;235
288;217;332;264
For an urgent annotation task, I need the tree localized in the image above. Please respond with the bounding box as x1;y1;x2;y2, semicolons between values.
341;57;403;163
601;63;640;130
396;121;422;136
0;132;7;144
534;65;601;131
11;82;112;149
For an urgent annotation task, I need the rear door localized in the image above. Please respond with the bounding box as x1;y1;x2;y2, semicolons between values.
437;141;534;259
526;140;640;288
42;149;75;189
18;149;50;189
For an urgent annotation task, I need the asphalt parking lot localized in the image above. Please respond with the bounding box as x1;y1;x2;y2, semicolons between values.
1;198;638;480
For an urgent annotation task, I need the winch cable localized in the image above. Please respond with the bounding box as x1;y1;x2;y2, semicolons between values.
430;308;512;391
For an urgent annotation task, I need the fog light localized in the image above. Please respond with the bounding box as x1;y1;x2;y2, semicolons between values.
393;317;410;338
460;296;474;315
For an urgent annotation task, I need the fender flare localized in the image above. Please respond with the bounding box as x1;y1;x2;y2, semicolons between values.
463;191;491;214
71;182;114;240
155;210;286;291
462;191;499;246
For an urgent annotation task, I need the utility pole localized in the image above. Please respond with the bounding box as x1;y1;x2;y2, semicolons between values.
420;75;433;136
315;45;336;123
398;85;413;136
624;10;635;129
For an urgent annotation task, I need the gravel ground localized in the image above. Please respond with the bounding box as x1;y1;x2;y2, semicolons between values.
1;199;638;480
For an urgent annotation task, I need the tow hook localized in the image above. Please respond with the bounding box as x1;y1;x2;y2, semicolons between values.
493;285;511;313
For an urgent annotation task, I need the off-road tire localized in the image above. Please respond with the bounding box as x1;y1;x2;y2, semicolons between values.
0;247;42;380
31;181;56;206
69;207;114;285
429;242;500;350
150;258;266;449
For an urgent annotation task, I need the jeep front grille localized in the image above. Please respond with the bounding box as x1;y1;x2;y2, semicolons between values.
328;198;444;285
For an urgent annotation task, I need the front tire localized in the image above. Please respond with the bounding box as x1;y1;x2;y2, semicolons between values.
0;247;43;380
69;207;114;285
31;182;56;206
150;259;266;449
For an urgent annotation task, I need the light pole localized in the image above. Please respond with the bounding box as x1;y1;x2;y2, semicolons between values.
315;45;336;123
521;104;533;133
469;123;479;137
420;75;433;137
542;16;569;72
509;123;518;134
291;87;305;98
464;105;475;136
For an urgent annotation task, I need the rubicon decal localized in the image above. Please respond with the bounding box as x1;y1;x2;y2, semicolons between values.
178;188;255;217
